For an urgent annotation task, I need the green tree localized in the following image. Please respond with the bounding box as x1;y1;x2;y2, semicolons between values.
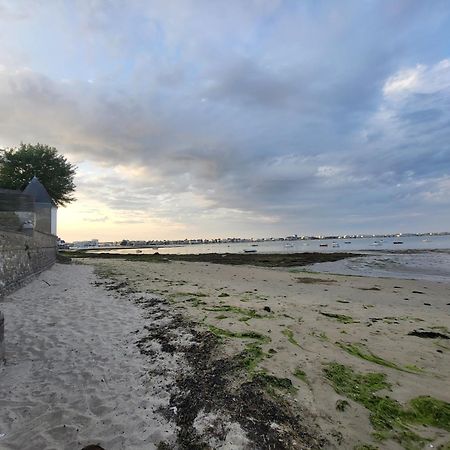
0;143;77;206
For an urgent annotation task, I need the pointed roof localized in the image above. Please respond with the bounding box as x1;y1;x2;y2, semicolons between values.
23;176;55;206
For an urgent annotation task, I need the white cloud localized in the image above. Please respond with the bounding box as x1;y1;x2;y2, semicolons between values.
383;65;423;96
383;59;450;98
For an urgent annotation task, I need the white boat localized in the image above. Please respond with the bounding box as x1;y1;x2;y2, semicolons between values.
332;242;340;248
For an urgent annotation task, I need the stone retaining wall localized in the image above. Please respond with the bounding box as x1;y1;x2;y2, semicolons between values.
0;230;57;297
0;311;4;362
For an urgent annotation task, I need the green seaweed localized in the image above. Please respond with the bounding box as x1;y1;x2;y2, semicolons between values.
65;249;359;268
172;291;208;297
373;429;429;450
323;363;397;430
93;264;118;279
403;365;424;374
319;331;328;340
254;372;297;394
282;328;301;347
311;330;329;341
320;311;357;324
337;342;417;373
296;277;336;284
324;363;449;449
293;368;308;384
392;430;430;450
207;325;271;344
215;314;228;320
281;313;295;319
204;305;266;322
185;297;207;307
405;396;450;431
238;343;266;372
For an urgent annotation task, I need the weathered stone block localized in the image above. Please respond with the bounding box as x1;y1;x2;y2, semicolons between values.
0;311;4;362
0;230;57;296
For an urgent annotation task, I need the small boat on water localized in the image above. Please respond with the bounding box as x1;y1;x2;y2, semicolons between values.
393;241;403;244
319;243;328;247
243;249;257;253
136;249;143;253
251;244;259;247
332;242;340;248
344;241;351;244
285;243;294;248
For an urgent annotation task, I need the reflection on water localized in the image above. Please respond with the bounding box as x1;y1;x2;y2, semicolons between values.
305;251;450;283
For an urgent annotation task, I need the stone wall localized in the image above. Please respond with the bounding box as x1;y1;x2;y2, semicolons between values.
0;230;57;297
0;311;4;362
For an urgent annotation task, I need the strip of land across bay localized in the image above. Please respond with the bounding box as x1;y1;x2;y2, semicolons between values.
1;251;449;449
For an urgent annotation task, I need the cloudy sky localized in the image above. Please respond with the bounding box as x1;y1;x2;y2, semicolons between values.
1;0;450;241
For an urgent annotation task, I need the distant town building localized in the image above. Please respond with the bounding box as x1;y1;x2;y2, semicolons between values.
73;239;99;248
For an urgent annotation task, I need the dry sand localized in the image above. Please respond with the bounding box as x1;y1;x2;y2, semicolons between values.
0;263;177;450
1;258;449;449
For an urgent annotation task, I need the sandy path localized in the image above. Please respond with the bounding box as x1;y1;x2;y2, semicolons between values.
0;263;175;450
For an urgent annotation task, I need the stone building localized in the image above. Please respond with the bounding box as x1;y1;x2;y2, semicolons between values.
22;177;57;235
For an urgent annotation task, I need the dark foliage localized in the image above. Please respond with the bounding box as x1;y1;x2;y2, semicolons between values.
0;143;76;206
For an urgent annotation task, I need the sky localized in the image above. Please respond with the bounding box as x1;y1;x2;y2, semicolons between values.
1;0;450;241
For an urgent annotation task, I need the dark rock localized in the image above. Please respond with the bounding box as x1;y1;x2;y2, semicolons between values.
263;306;271;313
408;329;450;340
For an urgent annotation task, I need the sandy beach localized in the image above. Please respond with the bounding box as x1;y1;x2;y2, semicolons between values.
0;263;177;450
1;258;449;449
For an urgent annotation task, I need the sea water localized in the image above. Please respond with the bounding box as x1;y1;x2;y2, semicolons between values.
304;250;450;283
91;235;450;282
99;234;450;255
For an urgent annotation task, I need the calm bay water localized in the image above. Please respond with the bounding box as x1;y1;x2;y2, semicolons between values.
91;235;450;282
99;234;450;255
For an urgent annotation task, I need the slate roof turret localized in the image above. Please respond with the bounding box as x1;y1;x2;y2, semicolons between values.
23;177;55;206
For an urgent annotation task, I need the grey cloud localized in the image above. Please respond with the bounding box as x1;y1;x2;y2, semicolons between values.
400;108;443;124
1;1;450;235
